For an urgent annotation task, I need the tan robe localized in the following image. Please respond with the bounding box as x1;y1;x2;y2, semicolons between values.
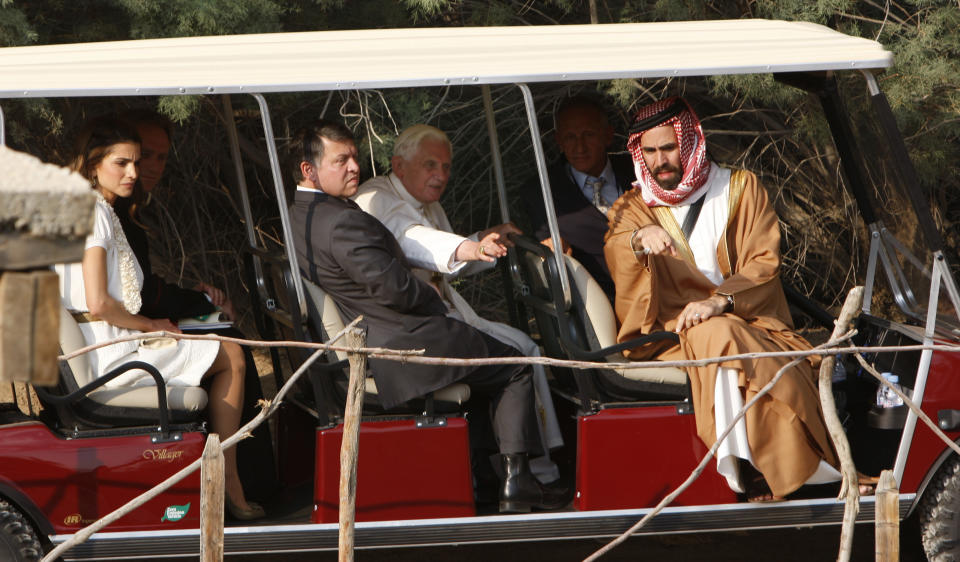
604;169;838;498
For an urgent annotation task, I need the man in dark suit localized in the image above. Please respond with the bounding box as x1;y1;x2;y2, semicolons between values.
522;96;635;300
115;110;230;320
288;120;563;513
111;109;277;510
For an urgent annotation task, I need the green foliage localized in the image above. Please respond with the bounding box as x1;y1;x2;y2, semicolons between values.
467;1;520;26
651;0;707;21
4;99;63;155
402;0;450;21
157;95;202;125
604;79;641;108
708;74;804;109
0;3;36;47
118;0;284;38
863;2;959;189
751;0;855;22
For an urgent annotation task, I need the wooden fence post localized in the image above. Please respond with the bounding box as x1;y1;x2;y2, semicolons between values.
0;270;60;386
200;433;225;562
339;327;367;562
875;469;899;562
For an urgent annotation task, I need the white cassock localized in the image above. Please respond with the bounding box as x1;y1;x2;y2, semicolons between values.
673;164;840;493
355;173;563;483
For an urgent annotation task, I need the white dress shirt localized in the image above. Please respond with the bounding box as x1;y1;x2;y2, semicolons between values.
569;159;619;211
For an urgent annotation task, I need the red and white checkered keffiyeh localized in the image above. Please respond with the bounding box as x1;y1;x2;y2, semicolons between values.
627;97;711;207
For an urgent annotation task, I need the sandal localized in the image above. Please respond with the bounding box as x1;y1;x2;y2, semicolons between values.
741;460;784;503
857;472;880;496
745;478;785;503
226;498;266;521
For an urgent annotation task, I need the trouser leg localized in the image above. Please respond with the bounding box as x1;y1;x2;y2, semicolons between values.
213;328;278;503
236;342;279;502
460;333;538;455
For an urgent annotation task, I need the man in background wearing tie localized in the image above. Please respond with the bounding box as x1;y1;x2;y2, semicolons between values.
522;95;635;300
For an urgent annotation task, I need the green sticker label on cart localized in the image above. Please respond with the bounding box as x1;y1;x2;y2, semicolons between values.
161;502;191;522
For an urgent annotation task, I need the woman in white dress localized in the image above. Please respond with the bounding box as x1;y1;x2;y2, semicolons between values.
56;116;264;520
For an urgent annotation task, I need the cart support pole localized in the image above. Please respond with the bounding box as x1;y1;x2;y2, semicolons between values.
339;327;367;562
200;434;225;562
875;470;899;562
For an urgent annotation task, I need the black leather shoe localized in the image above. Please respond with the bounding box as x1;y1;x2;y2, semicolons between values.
499;453;567;513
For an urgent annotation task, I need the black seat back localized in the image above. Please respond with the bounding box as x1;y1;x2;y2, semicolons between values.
510;236;690;407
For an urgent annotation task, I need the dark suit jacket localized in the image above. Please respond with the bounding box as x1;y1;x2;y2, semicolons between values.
522;153;635;300
290;189;496;410
115;197;215;320
115;201;274;495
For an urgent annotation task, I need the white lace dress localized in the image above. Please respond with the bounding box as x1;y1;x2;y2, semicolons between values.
55;197;219;388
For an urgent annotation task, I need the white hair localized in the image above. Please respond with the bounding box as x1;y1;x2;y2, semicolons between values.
393;124;452;161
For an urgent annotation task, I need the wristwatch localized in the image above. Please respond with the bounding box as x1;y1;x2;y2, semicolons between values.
630;229;650;261
718;292;734;312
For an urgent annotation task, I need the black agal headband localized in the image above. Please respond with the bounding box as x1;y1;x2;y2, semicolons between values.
627;98;686;137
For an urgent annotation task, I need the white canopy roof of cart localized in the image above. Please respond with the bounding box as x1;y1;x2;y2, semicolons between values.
0;19;892;98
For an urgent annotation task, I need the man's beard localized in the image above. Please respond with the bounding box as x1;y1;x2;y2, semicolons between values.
652;164;683;190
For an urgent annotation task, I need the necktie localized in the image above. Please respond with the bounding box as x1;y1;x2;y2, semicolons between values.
587;176;609;214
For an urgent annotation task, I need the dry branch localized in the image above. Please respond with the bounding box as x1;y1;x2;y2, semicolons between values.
584;328;859;562
41;311;960;560
58;328;960;370
818;286;864;562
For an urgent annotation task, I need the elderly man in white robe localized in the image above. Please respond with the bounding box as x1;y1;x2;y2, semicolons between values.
354;124;563;483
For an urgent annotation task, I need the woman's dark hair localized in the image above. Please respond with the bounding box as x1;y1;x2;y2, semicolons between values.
71;115;143;223
70;115;141;183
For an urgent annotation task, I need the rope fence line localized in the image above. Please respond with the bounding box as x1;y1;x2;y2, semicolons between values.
41;317;360;562
584;332;854;562
586;285;864;562
41;305;960;561
57;330;960;371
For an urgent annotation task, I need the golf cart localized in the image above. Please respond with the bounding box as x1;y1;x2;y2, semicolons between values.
0;19;958;560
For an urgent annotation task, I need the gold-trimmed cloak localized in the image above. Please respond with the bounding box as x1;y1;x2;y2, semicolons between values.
604;169;838;497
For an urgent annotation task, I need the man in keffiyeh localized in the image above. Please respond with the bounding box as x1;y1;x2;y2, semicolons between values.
604;97;842;501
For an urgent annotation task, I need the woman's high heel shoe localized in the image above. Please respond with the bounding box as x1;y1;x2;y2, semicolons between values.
225;497;266;521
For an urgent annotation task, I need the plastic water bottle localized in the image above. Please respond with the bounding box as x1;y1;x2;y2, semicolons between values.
832;360;847;382
876;373;904;408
